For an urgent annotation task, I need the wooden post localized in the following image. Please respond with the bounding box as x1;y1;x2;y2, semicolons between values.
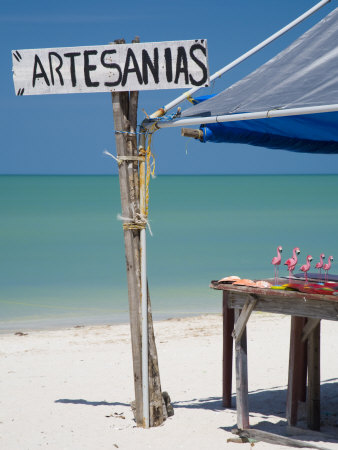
128;36;141;217
112;88;143;425
300;320;308;403
111;38;166;427
223;291;234;407
235;308;249;429
147;283;166;426
307;320;320;430
286;316;307;426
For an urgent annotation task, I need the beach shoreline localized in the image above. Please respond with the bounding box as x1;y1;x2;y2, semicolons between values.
0;311;219;335
1;312;338;449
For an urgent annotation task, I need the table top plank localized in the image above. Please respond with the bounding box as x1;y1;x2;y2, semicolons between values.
210;281;338;321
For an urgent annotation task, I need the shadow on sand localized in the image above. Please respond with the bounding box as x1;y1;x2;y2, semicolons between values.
172;384;288;416
173;378;338;443
55;380;338;443
55;399;129;407
173;378;338;415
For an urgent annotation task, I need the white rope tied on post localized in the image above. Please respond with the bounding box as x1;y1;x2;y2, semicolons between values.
103;149;145;166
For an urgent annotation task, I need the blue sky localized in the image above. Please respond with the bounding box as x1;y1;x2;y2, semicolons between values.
1;0;338;174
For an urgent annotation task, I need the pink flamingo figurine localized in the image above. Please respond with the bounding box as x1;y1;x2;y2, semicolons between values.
271;246;282;285
300;255;312;283
315;253;325;281
284;247;300;280
323;256;334;282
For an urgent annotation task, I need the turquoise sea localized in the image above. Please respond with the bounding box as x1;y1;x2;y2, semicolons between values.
1;175;338;332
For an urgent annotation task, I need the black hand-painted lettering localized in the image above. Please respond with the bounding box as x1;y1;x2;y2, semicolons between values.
174;47;188;84
84;50;99;87
48;52;64;86
101;50;122;86
164;48;173;83
142;48;159;85
122;48;143;87
189;44;208;86
64;52;81;87
32;55;50;87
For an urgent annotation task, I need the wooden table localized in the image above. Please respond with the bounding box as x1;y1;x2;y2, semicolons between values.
210;280;338;431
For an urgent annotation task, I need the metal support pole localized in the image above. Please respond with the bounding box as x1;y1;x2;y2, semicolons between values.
148;103;338;130
139;133;149;428
140;227;149;428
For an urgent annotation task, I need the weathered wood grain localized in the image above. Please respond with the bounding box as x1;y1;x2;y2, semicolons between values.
223;291;234;408
307;321;321;431
232;295;257;343
213;285;338;321
212;281;334;434
286;425;337;440
129;36;140;206
235;428;329;449
286;317;307;426
112;84;143;426
302;319;321;343
300;318;308;404
112;38;166;427
147;283;166;426
235;309;249;430
210;282;338;323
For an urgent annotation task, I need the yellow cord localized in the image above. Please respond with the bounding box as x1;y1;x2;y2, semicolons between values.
143;124;157;218
122;124;157;233
123;222;146;231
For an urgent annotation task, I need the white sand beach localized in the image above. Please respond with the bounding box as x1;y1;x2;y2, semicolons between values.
1;313;338;450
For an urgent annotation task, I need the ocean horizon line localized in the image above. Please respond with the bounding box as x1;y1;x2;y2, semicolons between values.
1;173;338;177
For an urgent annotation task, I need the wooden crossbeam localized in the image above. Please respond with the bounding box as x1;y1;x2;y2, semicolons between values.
234;428;329;450
286;425;338;441
302;318;321;342
235;308;249;430
232;295;258;343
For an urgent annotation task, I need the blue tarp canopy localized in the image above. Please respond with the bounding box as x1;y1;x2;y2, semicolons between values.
179;8;338;154
201;112;338;154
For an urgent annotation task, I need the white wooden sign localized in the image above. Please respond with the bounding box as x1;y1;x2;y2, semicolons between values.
12;40;209;96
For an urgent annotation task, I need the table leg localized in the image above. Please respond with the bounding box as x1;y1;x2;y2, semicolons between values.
235;308;249;429
300;319;308;403
307;320;320;430
286;316;307;426
223;290;234;407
